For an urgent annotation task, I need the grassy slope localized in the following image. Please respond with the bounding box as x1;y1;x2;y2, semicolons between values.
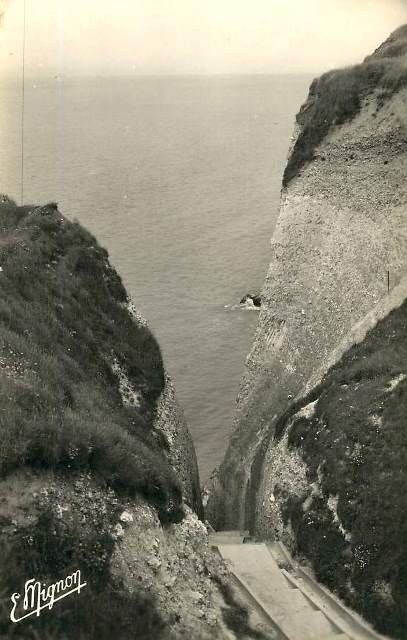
0;198;193;638
0;199;183;524
275;300;407;638
283;24;407;186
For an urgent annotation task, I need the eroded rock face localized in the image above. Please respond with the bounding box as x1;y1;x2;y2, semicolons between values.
154;373;203;517
112;499;223;638
0;470;227;640
264;300;407;638
207;26;407;532
0;201;206;638
207;26;407;636
123;301;202;516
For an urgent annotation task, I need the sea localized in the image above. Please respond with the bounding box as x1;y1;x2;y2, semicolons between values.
0;74;312;481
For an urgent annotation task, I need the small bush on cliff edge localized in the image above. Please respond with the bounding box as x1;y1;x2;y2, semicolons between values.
0;200;183;524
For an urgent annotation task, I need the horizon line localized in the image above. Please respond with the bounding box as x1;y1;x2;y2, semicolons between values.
0;70;319;81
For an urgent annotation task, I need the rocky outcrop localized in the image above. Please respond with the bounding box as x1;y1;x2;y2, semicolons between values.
0;199;213;639
124;300;202;515
154;372;203;517
207;26;407;638
0;465;269;640
240;294;262;308
0;469;226;639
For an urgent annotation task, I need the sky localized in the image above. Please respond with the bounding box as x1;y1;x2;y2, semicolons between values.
0;0;406;77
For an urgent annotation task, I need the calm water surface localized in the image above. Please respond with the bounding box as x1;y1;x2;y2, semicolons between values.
0;75;311;481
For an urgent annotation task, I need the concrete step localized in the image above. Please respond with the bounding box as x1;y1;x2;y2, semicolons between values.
209;530;249;546
276;609;341;640
212;530;249;537
267;542;386;640
218;544;340;640
255;589;338;640
218;543;293;591
211;535;389;639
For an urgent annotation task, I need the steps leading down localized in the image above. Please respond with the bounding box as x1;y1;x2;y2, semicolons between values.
267;542;387;640
212;535;388;640
217;542;345;640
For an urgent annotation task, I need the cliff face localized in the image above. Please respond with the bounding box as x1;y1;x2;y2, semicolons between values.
207;26;407;637
0;199;226;640
0;198;201;518
267;300;407;638
154;371;202;515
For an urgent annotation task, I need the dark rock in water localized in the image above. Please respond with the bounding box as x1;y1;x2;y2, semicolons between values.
240;293;262;307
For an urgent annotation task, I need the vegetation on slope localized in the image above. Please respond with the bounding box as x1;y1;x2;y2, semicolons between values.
276;300;407;638
0;198;183;524
283;24;407;186
0;197;190;638
367;24;407;61
0;481;170;640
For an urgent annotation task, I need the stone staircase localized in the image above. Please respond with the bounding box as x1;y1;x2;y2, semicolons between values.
209;531;387;640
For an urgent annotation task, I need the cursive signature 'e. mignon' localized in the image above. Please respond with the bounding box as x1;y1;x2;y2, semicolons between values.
10;569;87;623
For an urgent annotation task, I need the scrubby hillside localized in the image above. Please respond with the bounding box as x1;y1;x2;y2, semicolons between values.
0;198;227;640
0;199;188;522
283;24;407;187
266;300;407;638
207;25;407;638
